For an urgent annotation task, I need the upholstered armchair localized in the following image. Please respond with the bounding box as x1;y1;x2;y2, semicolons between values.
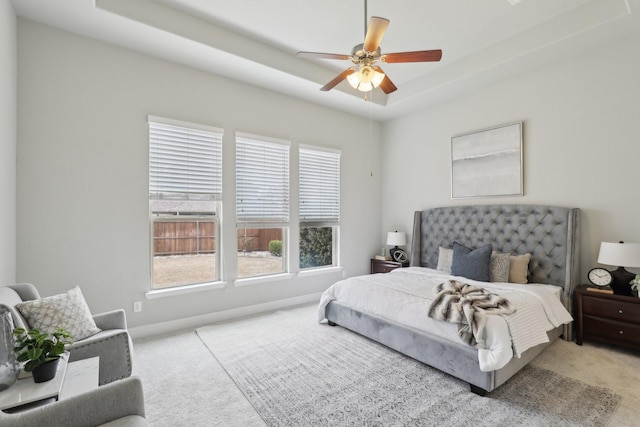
0;283;133;386
0;376;148;426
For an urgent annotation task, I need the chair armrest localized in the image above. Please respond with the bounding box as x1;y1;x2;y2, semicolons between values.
93;309;127;330
69;330;133;385
0;376;146;426
7;283;40;301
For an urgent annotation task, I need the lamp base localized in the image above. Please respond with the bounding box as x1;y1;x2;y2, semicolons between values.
610;267;634;296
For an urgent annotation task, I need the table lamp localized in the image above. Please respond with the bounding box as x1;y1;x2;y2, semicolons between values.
597;241;640;296
387;231;407;263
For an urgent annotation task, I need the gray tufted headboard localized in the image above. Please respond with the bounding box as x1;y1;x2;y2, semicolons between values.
410;204;580;307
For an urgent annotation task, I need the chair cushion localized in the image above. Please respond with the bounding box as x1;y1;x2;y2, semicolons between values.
16;286;101;340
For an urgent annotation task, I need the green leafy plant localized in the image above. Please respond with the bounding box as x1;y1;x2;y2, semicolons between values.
631;275;640;293
300;227;333;269
13;327;73;372
269;240;282;257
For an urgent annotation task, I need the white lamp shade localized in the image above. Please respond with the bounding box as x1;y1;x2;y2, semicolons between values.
597;242;640;268
386;231;407;246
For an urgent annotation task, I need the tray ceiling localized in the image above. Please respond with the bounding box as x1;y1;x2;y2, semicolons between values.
12;0;638;121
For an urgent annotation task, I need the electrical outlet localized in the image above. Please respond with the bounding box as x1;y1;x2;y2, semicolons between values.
342;270;347;278
133;301;142;313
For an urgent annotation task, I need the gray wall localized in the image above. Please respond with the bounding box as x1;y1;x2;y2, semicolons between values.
0;0;16;285
17;19;382;328
14;11;640;332
381;30;640;280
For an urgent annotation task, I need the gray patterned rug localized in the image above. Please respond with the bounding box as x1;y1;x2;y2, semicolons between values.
196;306;621;427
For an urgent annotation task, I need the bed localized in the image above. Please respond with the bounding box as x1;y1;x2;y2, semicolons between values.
318;204;580;395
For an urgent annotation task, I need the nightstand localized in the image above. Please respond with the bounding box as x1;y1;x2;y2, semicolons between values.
370;258;409;274
574;286;640;351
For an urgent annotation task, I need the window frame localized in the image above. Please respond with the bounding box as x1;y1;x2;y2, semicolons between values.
147;116;224;292
298;144;341;271
235;132;291;282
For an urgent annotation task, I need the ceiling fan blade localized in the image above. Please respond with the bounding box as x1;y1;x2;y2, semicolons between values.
363;16;389;52
297;51;351;61
383;49;443;63
320;68;356;91
372;66;397;94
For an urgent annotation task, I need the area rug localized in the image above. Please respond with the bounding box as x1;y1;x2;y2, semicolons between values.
196;305;621;427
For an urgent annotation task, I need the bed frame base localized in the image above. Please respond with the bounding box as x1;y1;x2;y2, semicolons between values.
470;384;487;396
325;300;562;395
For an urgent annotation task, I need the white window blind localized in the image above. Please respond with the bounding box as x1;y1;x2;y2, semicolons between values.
299;146;341;224
236;134;290;223
149;118;223;201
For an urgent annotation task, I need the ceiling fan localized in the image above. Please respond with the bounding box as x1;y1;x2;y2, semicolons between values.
297;0;442;95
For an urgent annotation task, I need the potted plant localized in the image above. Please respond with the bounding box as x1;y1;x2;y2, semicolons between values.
13;327;73;383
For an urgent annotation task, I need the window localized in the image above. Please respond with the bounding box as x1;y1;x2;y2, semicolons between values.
236;133;290;279
299;145;340;270
148;117;223;289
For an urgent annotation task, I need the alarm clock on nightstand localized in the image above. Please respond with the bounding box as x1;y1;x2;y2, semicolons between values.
587;267;613;287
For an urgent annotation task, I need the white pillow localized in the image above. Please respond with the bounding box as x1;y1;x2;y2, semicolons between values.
436;247;453;273
16;286;101;340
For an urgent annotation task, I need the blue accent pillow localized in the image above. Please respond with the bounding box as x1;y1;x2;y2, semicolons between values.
451;242;492;282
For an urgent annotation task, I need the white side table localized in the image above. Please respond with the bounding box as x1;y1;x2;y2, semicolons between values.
59;356;99;399
0;356;99;412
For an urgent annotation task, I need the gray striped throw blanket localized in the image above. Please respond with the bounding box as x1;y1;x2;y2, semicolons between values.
428;280;515;348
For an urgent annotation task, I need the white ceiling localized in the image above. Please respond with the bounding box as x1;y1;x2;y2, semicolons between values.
11;0;638;121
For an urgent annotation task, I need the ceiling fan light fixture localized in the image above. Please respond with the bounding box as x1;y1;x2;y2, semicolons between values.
347;65;385;92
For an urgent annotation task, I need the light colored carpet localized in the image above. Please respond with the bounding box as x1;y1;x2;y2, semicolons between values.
133;304;639;426
195;305;620;427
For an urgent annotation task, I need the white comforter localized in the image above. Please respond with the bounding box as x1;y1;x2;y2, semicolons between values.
317;267;573;372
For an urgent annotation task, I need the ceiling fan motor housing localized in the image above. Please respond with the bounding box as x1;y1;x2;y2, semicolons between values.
350;43;382;65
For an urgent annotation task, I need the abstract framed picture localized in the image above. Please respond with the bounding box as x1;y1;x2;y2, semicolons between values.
451;122;523;199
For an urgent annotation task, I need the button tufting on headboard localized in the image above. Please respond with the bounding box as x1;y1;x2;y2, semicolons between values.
410;205;580;291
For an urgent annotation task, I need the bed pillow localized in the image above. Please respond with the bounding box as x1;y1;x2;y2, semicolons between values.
436;247;453;273
451;242;492;282
490;252;511;283
509;253;532;284
15;286;101;340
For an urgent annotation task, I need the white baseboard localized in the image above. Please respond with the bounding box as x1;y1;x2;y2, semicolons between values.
128;292;323;339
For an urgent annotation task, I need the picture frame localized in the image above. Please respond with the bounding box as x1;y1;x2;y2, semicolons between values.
451;122;523;199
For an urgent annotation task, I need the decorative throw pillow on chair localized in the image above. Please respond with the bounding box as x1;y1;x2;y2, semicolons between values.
16;286;101;340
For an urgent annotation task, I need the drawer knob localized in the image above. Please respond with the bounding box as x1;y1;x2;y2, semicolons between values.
619;330;624;334
619;309;623;314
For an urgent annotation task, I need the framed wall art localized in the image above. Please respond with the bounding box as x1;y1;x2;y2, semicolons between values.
451;122;523;199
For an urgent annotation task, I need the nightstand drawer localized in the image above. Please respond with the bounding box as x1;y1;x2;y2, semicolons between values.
370;259;408;274
372;262;400;274
582;296;640;324
583;315;640;345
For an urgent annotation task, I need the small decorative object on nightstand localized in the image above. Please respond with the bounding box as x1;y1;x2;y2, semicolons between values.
596;241;640;296
587;267;613;288
631;275;640;298
574;285;640;351
371;258;409;274
387;231;408;263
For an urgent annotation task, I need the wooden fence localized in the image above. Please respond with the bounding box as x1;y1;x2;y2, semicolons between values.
153;221;282;256
237;228;282;252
